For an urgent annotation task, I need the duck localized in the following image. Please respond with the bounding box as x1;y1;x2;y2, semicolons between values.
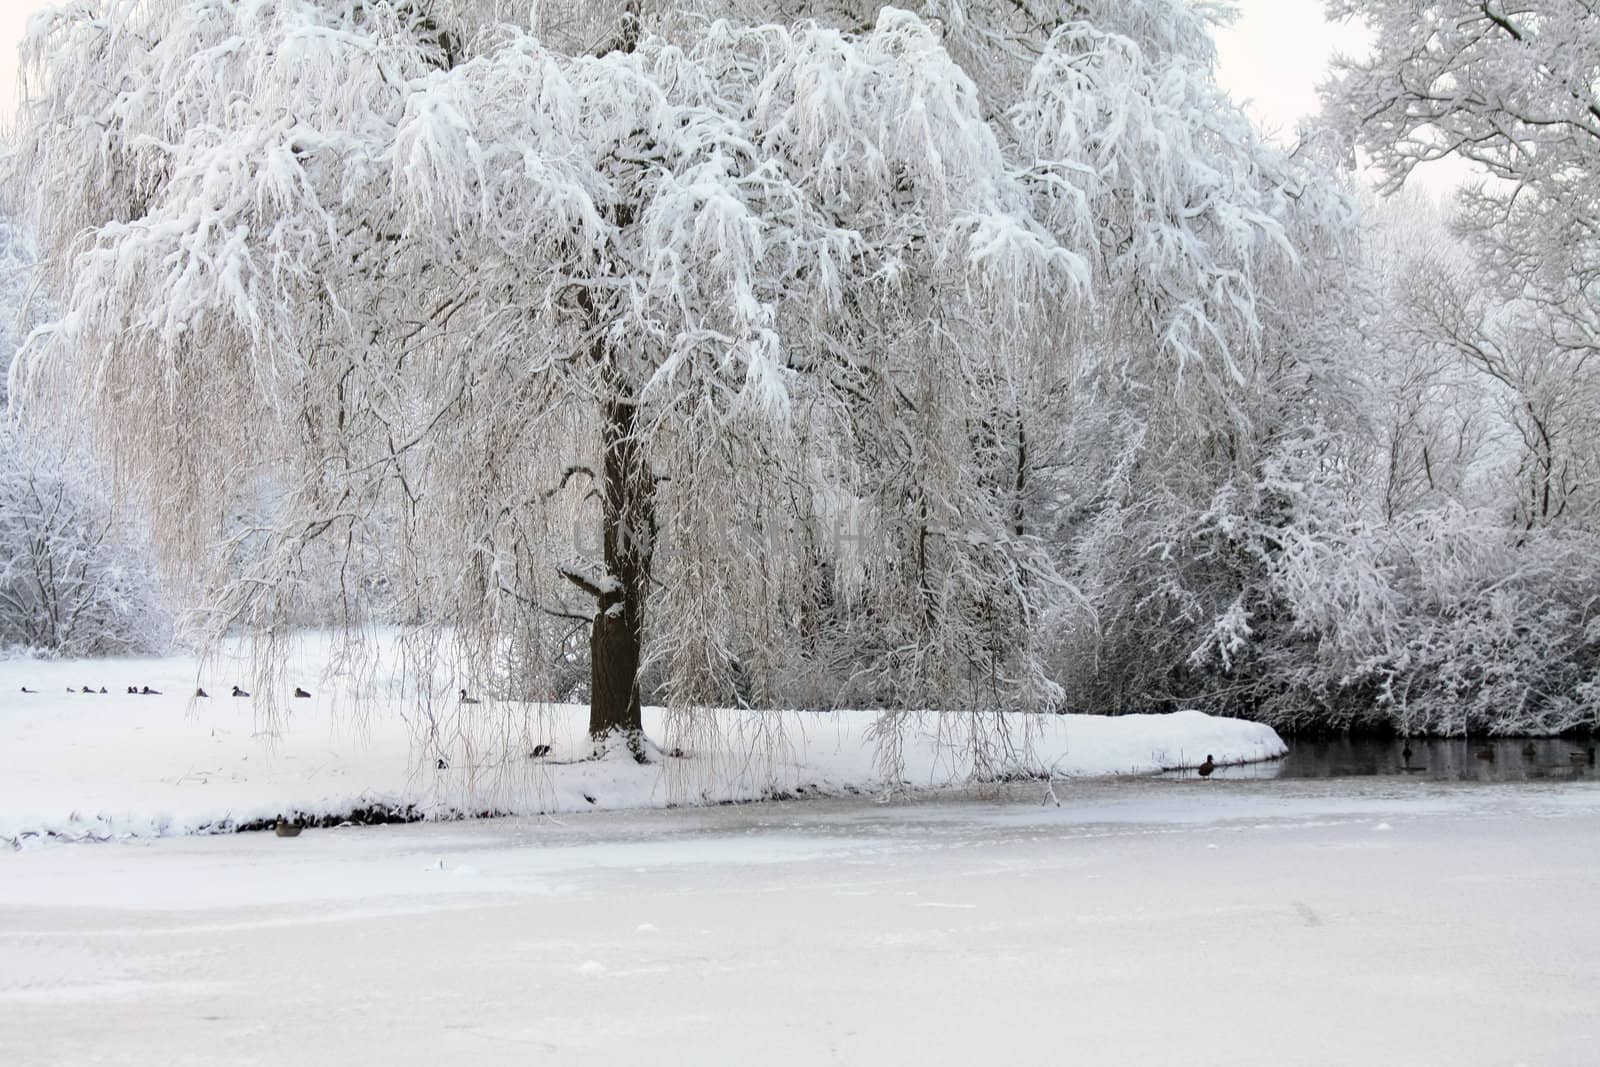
19;686;36;694
435;756;449;770
293;687;311;699
530;744;552;759
82;683;97;693
127;686;138;695
231;685;250;698
1571;751;1592;767
141;686;161;695
1474;747;1495;762
66;687;76;693
195;687;209;698
1522;741;1538;760
459;688;481;705
1197;755;1215;778
273;817;302;838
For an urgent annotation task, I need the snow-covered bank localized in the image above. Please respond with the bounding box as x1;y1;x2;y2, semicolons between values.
0;639;1284;845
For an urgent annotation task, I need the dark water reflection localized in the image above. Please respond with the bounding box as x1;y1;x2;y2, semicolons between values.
1171;737;1598;782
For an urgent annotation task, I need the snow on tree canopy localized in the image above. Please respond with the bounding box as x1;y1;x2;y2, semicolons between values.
6;0;1335;756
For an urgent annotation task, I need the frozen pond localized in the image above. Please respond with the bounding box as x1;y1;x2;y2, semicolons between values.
4;776;1599;1065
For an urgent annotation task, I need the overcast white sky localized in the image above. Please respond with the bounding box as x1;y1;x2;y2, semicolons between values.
0;0;1465;194
0;0;43;120
1214;0;1366;140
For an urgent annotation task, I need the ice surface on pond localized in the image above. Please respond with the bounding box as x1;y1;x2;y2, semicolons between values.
1;777;1597;1065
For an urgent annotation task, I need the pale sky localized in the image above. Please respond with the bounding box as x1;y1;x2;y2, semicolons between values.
0;0;1467;194
0;0;45;128
1214;0;1369;143
1212;1;1474;196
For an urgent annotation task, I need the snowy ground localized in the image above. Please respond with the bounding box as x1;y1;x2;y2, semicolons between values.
2;776;1598;1065
0;635;1284;844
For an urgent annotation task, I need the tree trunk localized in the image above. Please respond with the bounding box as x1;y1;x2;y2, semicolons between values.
580;2;650;754
588;393;654;757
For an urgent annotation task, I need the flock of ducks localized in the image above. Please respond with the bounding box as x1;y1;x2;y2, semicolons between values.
1401;740;1596;769
19;684;313;698
23;684;487;701
1469;742;1594;766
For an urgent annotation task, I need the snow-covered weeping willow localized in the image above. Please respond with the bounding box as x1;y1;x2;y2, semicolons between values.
7;0;1351;774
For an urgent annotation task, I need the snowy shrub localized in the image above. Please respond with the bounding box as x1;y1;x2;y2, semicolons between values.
1064;445;1600;735
0;428;173;656
1272;514;1600;736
